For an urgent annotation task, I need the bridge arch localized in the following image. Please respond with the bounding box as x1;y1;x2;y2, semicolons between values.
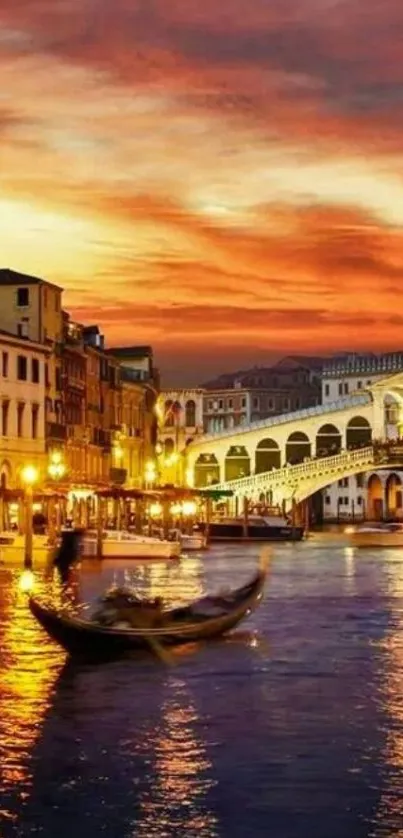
225;445;251;481
286;431;311;464
316;423;342;457
194;453;220;487
255;438;281;473
346;416;372;449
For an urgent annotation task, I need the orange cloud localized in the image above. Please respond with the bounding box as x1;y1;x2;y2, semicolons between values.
1;0;403;381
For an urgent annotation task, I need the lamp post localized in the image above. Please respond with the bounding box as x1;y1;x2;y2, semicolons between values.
48;451;66;542
21;465;39;569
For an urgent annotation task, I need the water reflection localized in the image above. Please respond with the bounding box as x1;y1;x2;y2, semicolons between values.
373;555;403;836
0;568;64;821
135;678;218;838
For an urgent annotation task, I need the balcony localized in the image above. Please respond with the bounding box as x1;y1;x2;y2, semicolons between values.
109;467;127;485
46;422;67;441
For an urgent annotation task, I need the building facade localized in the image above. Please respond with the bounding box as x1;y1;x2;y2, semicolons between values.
156;389;204;485
322;352;403;520
0;330;48;488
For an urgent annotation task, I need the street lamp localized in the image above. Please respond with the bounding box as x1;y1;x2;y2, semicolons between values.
21;464;39;569
144;460;157;489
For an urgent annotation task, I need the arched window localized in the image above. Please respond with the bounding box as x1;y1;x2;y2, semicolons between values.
224;445;251;481
346;416;371;449
285;431;311;464
164;400;174;427
255;438;281;473
194;453;220;487
316;423;342;457
164;438;174;456
185;400;196;427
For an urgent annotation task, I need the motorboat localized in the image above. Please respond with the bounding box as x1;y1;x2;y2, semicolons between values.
198;515;304;542
348;522;403;548
28;553;268;660
169;529;207;551
0;531;53;564
81;530;181;560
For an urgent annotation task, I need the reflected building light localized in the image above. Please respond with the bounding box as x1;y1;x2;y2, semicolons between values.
0;572;64;797
134;690;218;838
372;560;403;833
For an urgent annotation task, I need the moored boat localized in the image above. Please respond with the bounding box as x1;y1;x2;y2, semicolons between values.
28;555;268;660
81;530;181;560
0;532;53;564
348;522;403;548
198;515;304;542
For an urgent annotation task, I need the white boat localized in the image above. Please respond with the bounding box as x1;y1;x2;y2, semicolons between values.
349;522;403;548
81;530;181;560
0;532;53;564
177;532;207;551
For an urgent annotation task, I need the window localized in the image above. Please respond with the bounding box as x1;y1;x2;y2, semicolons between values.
343;382;349;394
228;398;233;409
338;382;343;396
357;497;363;506
45;363;50;387
338;477;349;487
208;400;213;410
283;398;290;410
253;397;259;409
324;383;330;397
2;352;8;377
357;380;362;389
294;397;301;409
356;473;364;488
325;495;331;504
367;379;372;385
268;399;274;410
17;287;29;307
17;402;25;437
17;355;27;380
56;368;62;391
2;401;9;436
31;404;39;439
218;399;223;409
241;397;246;408
32;358;40;383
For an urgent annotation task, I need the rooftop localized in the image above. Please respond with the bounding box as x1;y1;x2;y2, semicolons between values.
106;345;153;358
0;268;63;292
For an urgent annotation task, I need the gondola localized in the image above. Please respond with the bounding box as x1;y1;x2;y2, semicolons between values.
29;554;268;661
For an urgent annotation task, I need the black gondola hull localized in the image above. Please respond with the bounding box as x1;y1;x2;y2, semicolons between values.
29;569;266;660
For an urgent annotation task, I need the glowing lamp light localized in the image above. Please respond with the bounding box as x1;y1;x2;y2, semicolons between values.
144;461;156;483
170;503;182;516
21;465;39;486
149;502;163;518
114;444;123;461
185;468;194;488
182;501;197;517
155;442;163;456
19;569;35;593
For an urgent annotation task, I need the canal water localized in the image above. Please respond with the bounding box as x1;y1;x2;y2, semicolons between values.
0;538;403;838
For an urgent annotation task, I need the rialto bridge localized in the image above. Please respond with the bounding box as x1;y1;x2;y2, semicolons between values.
185;373;403;511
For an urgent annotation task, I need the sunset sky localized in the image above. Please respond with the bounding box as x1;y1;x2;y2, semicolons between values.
1;0;403;383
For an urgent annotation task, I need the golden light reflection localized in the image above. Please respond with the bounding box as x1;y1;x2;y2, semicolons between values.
18;569;35;594
135;685;218;838
0;569;65;804
372;558;403;836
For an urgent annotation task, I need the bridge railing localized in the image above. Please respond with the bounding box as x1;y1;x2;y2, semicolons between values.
211;446;375;494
